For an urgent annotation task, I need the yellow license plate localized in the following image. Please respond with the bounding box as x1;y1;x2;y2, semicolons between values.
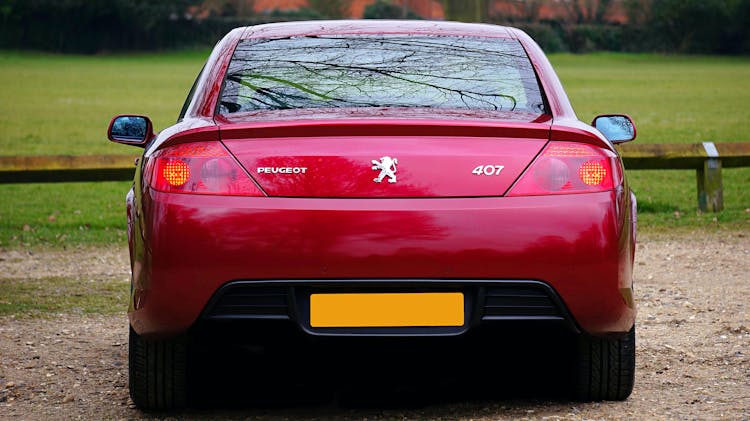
310;292;464;328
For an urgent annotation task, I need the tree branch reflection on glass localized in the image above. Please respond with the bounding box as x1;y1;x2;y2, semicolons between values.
220;35;546;115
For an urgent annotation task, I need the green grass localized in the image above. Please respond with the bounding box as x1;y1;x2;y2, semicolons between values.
0;51;747;249
0;276;129;316
0;49;208;156
0;181;129;247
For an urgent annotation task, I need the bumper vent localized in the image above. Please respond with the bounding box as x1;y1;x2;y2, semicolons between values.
202;281;569;328
482;285;562;319
205;285;289;319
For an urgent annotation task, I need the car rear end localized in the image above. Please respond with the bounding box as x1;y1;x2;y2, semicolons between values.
131;117;634;336
125;21;636;409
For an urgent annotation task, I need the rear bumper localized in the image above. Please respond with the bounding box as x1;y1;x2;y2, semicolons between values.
129;190;635;338
200;279;578;336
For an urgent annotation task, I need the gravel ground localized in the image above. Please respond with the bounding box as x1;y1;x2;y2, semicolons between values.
0;231;748;420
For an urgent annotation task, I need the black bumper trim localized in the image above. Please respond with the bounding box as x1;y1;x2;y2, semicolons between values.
200;280;578;336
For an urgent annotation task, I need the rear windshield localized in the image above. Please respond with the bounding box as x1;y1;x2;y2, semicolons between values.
220;35;546;115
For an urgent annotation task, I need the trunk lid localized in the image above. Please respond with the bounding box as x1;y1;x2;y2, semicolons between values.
219;114;551;198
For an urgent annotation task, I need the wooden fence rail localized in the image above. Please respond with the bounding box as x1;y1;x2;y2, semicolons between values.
0;155;137;183
615;142;750;212
1;142;749;212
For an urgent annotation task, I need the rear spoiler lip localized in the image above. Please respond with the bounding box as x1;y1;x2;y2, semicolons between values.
215;116;553;142
148;116;610;156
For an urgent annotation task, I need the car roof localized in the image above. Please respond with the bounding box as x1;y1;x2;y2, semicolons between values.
241;20;515;40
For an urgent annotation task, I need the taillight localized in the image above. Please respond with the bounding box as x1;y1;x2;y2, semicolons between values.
507;142;621;196
162;160;191;187
147;141;264;196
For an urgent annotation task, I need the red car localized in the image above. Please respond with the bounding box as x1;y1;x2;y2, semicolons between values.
109;20;637;410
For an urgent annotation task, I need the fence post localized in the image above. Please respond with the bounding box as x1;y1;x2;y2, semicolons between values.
697;142;723;212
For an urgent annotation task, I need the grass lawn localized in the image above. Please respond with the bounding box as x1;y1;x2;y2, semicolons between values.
0;181;129;247
0;49;208;156
0;276;128;316
0;51;748;248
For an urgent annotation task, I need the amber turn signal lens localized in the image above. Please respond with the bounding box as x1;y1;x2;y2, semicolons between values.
578;160;607;186
162;160;190;187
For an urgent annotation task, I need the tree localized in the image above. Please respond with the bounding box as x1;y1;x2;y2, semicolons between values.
624;0;651;25
0;0;203;52
594;0;614;23
737;0;750;52
648;0;732;53
561;0;616;24
521;0;544;22
443;0;486;22
307;0;350;18
363;0;420;19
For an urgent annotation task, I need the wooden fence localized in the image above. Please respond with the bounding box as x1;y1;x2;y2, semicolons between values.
616;142;750;212
1;142;748;212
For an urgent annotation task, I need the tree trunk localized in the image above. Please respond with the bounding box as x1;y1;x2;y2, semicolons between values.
443;0;486;22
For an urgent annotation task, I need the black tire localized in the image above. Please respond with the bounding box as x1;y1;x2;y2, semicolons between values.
573;325;635;401
128;326;188;410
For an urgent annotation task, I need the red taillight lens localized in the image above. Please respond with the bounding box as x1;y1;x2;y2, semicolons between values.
148;142;264;196
508;142;621;196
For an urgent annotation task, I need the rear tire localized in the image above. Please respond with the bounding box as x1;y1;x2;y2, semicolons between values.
573;326;635;401
128;326;188;410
